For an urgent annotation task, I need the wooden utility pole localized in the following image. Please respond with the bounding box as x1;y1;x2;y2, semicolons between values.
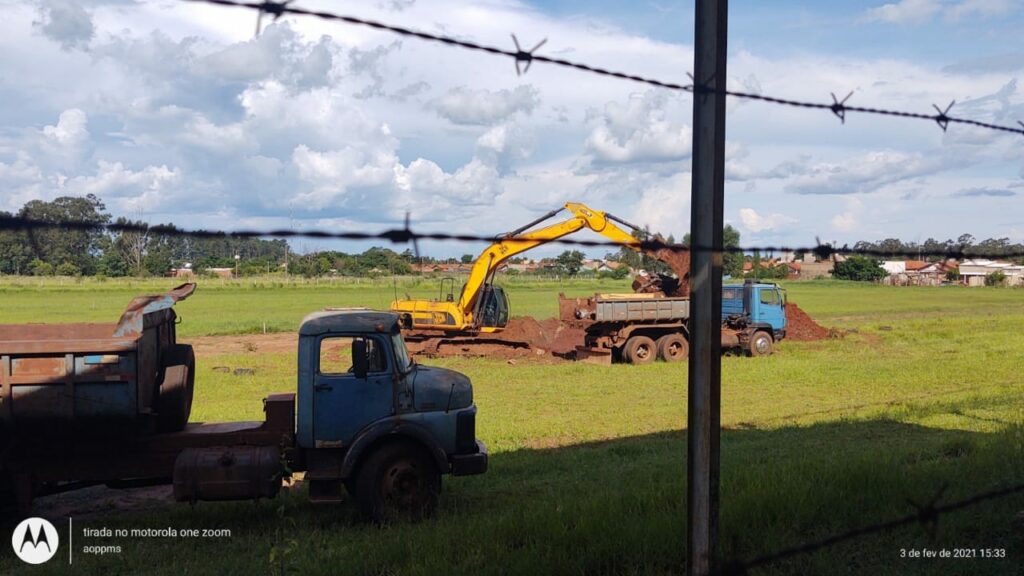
687;0;727;574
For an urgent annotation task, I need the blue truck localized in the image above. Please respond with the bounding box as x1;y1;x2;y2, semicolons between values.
0;285;486;520
560;279;788;363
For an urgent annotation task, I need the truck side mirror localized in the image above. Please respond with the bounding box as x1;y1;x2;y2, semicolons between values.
352;339;368;379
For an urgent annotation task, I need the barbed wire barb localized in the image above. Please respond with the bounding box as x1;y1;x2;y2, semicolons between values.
830;91;853;124
254;0;290;36
511;34;547;76
932;100;955;132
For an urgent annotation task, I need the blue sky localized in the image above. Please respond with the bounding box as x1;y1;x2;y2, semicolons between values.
1;0;1022;258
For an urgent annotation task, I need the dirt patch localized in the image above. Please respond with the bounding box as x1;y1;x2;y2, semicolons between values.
187;332;297;357
785;302;829;341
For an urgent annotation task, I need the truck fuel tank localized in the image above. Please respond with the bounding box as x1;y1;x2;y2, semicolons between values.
173;445;281;503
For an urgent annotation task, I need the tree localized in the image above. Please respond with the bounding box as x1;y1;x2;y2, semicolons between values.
555;250;585;276
460;254;474;264
985;271;1007;286
29;259;54;276
685;225;742;277
0;211;32;274
56;261;81;276
831;255;886;282
18;194;109;274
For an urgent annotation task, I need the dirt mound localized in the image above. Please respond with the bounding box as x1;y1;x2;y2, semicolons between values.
638;244;691;297
785;302;829;341
498;316;585;355
407;316;585;362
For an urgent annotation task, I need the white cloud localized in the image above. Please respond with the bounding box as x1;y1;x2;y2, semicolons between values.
830;198;864;233
431;85;539;125
584;91;691;165
739;208;798;233
783;150;955;195
866;0;943;23
865;0;1017;23
42;108;88;147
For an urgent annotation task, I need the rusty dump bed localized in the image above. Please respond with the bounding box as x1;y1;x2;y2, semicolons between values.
6;393;295;488
0;283;196;438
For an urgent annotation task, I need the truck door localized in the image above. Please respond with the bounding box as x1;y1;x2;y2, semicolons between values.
312;335;394;447
756;288;787;331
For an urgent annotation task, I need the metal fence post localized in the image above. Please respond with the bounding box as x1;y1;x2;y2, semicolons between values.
688;0;727;575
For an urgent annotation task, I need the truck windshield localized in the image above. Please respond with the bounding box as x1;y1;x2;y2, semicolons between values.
392;331;414;373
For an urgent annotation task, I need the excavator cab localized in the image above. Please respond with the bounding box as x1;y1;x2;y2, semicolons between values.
439;277;455;302
477;285;510;330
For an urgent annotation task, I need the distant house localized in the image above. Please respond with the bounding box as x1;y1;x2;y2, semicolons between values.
958;259;1024;286
881;261;906;275
204;267;234;279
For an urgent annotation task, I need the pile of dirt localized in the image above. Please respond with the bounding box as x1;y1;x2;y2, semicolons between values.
408;316;586;361
637;244;691;297
488;316;585;356
785;302;829;341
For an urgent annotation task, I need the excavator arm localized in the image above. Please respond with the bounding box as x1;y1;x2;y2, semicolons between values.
455;202;643;315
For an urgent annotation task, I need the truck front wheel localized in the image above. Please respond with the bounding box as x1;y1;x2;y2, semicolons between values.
748;331;774;357
355;441;440;523
623;336;656;365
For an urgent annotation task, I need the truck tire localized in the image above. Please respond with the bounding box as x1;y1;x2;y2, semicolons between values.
748;331;774;357
158;344;196;432
623;335;656;365
355;441;440;524
656;333;688;362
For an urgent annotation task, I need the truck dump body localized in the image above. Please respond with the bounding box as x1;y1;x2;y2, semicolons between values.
588;295;690;323
0;283;195;439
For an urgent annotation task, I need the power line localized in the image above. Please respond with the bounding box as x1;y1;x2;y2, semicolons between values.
182;0;1024;137
4;214;1024;261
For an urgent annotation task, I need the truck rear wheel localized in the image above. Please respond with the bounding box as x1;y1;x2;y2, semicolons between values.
748;331;774;357
623;335;656;365
657;334;688;362
355;441;440;523
158;344;196;432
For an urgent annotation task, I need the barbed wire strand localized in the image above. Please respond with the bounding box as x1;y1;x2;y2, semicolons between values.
182;0;1024;136
4;215;1024;261
717;482;1024;575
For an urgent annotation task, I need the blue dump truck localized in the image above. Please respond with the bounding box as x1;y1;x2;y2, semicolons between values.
0;284;486;520
560;279;788;363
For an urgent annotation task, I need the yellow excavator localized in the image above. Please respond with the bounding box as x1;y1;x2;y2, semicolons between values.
390;202;647;333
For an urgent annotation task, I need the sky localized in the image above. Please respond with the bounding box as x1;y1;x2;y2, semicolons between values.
1;0;1023;259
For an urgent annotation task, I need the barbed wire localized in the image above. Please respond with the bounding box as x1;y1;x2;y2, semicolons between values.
4;214;1024;262
182;0;1024;137
717;481;1024;575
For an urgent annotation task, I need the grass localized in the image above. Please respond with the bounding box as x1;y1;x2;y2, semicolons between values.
1;277;1022;575
0;275;632;335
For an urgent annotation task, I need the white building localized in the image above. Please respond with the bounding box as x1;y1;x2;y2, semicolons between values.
959;259;1024;286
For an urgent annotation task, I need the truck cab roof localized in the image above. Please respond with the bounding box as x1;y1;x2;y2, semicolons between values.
298;310;400;337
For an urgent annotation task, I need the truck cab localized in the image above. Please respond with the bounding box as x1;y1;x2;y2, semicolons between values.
721;281;787;355
296;310;486;520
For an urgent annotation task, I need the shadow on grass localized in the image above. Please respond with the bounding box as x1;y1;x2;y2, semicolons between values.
8;418;1024;576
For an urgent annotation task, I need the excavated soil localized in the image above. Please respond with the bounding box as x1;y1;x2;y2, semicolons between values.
784;302;830;341
407;316;585;362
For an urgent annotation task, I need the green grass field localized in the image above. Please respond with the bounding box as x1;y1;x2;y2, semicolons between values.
1;277;1022;575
